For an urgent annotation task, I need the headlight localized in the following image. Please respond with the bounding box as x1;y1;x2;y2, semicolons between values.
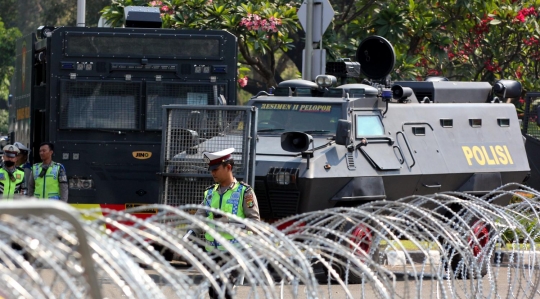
267;167;299;189
275;172;291;185
69;177;94;189
315;75;337;88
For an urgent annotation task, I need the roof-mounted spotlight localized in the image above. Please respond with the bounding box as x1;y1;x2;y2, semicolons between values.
326;59;361;78
124;6;162;28
37;26;56;39
493;79;522;99
425;76;449;82
315;75;337;88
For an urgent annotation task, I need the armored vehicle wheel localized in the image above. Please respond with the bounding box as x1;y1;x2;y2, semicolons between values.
326;222;378;284
444;219;490;279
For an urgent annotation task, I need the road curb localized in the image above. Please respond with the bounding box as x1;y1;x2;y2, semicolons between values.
384;250;540;266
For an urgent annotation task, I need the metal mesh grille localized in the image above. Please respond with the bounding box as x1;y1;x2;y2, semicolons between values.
66;34;221;58
524;93;540;139
162;177;216;206
160;106;256;206
60;80;140;129
146;82;226;130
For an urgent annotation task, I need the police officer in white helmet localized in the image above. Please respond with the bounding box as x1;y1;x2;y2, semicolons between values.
13;142;32;188
184;147;260;299
0;144;27;199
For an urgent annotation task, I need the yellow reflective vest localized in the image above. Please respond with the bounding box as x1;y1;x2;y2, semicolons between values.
0;167;25;199
32;162;62;199
203;182;247;252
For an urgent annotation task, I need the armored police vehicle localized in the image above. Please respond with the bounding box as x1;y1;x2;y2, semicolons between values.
162;35;529;220
8;12;238;215
245;36;529;222
159;35;529;279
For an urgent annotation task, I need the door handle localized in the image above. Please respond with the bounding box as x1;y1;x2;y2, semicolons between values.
422;183;441;188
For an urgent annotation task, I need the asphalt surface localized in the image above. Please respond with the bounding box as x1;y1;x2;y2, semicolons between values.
35;262;539;299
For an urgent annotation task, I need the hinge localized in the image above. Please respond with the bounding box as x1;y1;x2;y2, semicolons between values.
69;73;76;80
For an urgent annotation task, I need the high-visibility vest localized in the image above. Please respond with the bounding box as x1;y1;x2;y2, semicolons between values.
0;167;24;199
32;162;62;199
204;182;246;252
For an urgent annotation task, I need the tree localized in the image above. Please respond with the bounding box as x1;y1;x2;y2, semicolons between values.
13;0;111;36
0;18;20;134
0;19;21;97
100;0;301;89
325;0;540;93
0;0;18;29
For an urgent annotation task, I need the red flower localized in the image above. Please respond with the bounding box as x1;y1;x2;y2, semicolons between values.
238;76;248;88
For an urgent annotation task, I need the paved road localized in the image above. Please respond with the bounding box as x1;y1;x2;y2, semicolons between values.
36;263;539;299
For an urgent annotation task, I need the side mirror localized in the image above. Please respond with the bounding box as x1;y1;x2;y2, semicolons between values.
281;132;313;152
217;94;227;105
335;119;351;145
175;128;199;154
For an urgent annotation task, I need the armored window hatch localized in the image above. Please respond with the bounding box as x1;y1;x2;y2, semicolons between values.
497;118;510;127
469;118;482;127
412;127;426;136
440;119;453;128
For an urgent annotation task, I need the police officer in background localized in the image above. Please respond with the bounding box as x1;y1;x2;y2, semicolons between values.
13;142;32;186
185;147;260;299
0;145;26;199
27;142;68;202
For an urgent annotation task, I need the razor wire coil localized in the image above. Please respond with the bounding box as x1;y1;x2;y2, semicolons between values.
0;183;539;298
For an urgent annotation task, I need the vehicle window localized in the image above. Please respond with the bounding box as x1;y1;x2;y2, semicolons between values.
59;81;139;130
146;83;223;130
66;34;221;58
253;102;342;134
356;115;384;137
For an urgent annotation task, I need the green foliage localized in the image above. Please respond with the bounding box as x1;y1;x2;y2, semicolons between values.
0;0;18;28
327;0;540;89
0;109;7;135
98;0;540;97
500;192;540;244
100;0;301;88
0;19;21;101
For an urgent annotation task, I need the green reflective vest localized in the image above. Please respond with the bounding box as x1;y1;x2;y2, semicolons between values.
33;162;62;199
0;167;24;199
204;182;246;252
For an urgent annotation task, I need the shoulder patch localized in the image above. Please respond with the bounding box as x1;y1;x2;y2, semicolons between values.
205;184;217;190
239;181;252;190
245;191;254;208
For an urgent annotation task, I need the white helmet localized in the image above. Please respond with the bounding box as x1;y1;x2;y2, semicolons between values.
13;142;29;153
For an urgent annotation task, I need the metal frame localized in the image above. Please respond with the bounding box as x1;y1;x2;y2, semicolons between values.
158;105;257;205
0;200;101;299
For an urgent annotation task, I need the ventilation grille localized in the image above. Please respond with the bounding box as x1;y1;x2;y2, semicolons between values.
268;190;300;218
347;152;356;170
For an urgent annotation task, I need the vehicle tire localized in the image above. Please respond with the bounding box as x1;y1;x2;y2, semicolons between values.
443;219;490;279
326;221;377;284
